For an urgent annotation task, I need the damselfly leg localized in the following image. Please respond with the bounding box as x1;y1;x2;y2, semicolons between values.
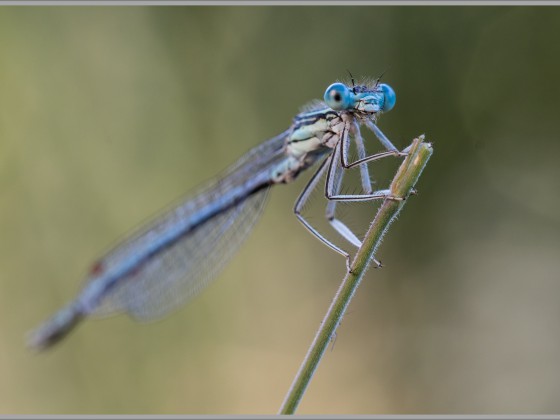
340;121;409;170
294;124;405;271
294;156;358;270
350;120;373;194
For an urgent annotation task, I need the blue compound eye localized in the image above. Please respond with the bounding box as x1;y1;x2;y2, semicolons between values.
379;83;396;112
324;83;353;111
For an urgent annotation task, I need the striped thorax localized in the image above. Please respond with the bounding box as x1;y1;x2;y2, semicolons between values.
271;80;396;185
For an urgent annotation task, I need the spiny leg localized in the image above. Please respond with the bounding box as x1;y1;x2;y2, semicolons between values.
351;119;415;194
364;119;399;153
350;120;373;194
325;141;382;268
339;120;409;170
294;156;353;271
295;125;404;270
318;124;410;266
326;140;403;204
326;137;362;248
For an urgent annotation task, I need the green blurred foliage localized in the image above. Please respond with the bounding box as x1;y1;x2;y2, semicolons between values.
1;6;560;414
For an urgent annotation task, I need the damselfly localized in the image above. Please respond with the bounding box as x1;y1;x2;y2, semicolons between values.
28;78;406;350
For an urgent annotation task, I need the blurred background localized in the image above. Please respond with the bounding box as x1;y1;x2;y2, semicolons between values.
1;6;560;415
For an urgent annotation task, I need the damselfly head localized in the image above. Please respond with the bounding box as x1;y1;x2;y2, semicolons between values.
323;82;396;114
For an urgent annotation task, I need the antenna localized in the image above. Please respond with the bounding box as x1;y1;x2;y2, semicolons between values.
346;69;356;94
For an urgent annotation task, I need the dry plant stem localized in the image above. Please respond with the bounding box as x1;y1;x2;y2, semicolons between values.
279;136;433;415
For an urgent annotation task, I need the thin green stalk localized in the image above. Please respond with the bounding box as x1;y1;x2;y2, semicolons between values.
279;135;433;415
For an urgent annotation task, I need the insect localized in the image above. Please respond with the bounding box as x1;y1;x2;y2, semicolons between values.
28;77;407;350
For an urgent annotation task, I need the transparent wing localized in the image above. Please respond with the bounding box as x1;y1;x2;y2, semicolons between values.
94;187;269;321
90;131;289;321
